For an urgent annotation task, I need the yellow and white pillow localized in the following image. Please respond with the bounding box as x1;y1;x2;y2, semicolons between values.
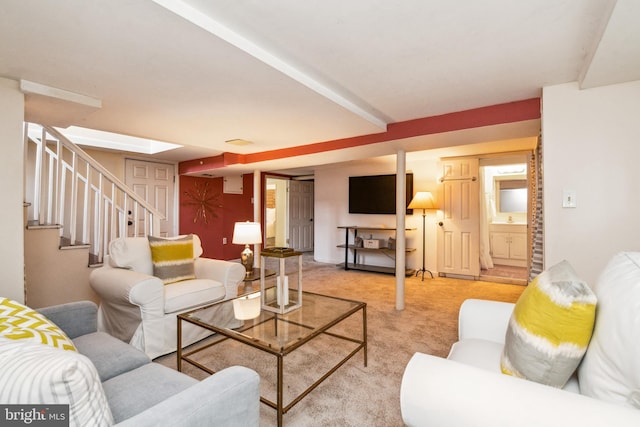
148;234;196;284
0;298;76;352
0;336;113;426
500;260;597;388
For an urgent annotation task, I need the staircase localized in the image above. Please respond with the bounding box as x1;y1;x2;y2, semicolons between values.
23;123;164;307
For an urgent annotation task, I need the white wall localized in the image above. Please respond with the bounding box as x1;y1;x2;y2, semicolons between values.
314;155;441;272
0;78;25;302
543;80;640;285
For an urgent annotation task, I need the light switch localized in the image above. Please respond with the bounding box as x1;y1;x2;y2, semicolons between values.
562;190;577;208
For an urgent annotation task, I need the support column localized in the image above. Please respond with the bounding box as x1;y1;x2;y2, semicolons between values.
253;170;262;266
395;150;406;311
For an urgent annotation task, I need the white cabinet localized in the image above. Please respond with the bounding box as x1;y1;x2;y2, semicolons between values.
489;224;527;267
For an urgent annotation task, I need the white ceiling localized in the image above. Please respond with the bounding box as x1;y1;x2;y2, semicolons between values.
2;0;639;176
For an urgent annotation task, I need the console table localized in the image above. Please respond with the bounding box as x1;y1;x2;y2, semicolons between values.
337;226;415;276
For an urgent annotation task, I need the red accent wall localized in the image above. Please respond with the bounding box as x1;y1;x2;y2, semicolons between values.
179;174;255;260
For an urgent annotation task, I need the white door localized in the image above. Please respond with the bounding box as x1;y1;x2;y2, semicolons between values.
438;158;480;277
288;180;314;252
125;159;175;237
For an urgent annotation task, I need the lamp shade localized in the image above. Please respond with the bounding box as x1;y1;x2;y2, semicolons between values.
232;292;261;320
232;221;262;244
408;191;437;210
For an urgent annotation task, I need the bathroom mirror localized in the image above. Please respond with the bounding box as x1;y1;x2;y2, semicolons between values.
496;179;527;213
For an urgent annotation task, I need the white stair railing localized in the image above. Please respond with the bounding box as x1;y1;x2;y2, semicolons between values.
24;123;163;264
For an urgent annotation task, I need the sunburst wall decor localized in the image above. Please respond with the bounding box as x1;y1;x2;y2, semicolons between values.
182;180;222;224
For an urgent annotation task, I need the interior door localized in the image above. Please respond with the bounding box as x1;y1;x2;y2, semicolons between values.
125;159;175;237
288;180;314;252
438;158;480;277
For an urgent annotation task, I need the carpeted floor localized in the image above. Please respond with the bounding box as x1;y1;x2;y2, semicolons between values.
156;256;525;426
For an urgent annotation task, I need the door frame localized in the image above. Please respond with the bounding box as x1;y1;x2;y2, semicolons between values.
262;174;315;251
264;175;289;248
436;151;534;281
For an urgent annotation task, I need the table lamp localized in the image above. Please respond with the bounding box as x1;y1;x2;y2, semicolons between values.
233;221;262;277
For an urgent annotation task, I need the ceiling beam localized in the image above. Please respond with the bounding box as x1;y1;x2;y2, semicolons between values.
20;80;102;108
152;0;388;130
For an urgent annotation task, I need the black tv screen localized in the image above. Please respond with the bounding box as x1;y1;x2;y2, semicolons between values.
348;173;413;214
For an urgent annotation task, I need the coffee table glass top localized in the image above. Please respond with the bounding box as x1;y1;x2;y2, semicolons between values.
181;290;364;352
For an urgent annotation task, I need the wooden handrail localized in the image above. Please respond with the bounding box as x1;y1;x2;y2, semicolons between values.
24;123;164;264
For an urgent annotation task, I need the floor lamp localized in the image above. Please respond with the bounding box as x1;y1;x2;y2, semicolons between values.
408;191;437;281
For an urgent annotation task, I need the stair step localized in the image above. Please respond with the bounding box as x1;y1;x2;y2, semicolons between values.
28;227;102;266
88;253;102;268
59;236;90;250
26;221;62;230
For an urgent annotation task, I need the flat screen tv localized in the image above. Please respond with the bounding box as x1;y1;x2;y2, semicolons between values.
348;173;413;214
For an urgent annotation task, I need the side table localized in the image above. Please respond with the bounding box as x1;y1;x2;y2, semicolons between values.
242;267;275;292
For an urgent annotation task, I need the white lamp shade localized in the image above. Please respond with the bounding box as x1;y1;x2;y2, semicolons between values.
232;293;261;320
232;221;262;244
408;191;437;210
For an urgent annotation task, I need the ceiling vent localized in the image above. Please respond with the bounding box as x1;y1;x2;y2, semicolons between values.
225;139;253;146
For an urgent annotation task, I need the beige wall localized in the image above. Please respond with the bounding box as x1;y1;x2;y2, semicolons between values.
543;80;640;285
0;78;25;303
83;148;127;181
24;228;99;308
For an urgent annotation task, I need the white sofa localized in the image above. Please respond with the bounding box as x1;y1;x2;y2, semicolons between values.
90;235;245;359
401;252;640;427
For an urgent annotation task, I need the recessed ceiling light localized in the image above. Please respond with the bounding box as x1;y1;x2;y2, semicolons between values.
225;139;253;146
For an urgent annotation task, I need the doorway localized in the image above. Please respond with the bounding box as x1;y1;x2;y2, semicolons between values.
478;157;529;284
264;177;314;251
265;178;287;248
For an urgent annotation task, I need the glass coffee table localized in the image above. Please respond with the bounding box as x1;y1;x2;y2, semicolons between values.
177;290;367;427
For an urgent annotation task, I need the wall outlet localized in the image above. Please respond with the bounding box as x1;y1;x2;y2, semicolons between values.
223;237;227;244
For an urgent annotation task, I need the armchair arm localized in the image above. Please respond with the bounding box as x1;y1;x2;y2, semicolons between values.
401;353;640;427
90;264;164;307
89;265;164;345
116;366;260;427
458;299;515;343
194;258;245;299
37;301;98;339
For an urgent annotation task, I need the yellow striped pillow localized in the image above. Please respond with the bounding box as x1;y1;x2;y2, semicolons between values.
500;260;596;387
148;235;196;284
0;298;77;352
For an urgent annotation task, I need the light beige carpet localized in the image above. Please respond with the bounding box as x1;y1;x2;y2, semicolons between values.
156;258;524;426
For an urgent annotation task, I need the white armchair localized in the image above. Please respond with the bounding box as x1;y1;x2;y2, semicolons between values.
90;235;245;359
400;297;640;426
